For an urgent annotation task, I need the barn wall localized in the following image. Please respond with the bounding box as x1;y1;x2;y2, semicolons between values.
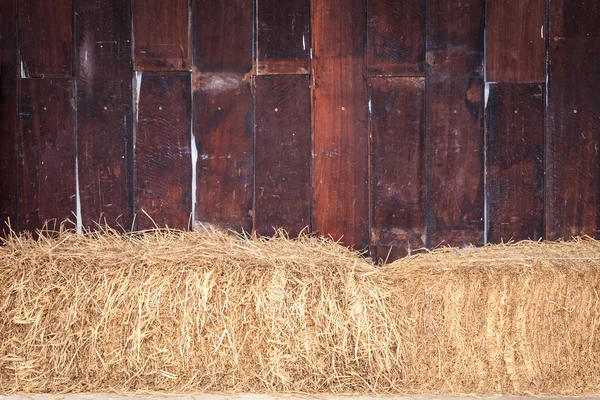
0;0;598;261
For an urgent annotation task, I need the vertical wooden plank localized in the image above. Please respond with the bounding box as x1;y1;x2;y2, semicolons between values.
487;83;544;243
193;0;252;73
426;0;485;248
76;0;133;229
257;0;311;74
370;77;425;261
18;0;73;77
135;72;192;229
254;75;311;237
0;0;18;233
194;76;253;232
547;1;600;240
367;0;426;77
312;0;369;249
486;0;546;83
18;79;76;232
132;0;189;71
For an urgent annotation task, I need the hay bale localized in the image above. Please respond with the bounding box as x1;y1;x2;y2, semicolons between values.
1;228;600;395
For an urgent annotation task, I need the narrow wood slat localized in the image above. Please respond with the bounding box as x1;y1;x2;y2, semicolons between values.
18;0;73;77
486;0;546;83
370;77;425;262
547;1;600;239
76;0;133;229
486;83;544;242
132;0;189;71
254;75;311;237
425;0;485;248
367;0;426;76
135;72;192;229
257;0;311;74
18;78;76;232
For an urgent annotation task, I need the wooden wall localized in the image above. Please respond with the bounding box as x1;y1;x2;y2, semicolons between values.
0;0;599;261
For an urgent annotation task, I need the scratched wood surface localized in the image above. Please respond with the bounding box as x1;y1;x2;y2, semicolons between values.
18;79;76;233
254;75;311;237
257;0;311;74
76;0;133;229
18;0;73;77
135;72;192;229
546;1;600;240
486;0;546;83
132;0;189;71
368;0;426;76
0;0;18;233
426;0;485;248
486;83;544;243
312;0;369;249
370;77;425;262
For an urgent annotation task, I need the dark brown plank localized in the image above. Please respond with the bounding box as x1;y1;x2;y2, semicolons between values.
257;0;311;74
18;79;76;233
254;75;311;237
425;0;485;248
18;0;73;77
193;0;253;73
312;0;369;250
546;1;600;240
370;77;425;261
135;72;192;229
486;0;546;83
194;74;253;232
0;0;18;233
76;0;133;229
367;0;425;76
132;0;189;71
486;83;544;243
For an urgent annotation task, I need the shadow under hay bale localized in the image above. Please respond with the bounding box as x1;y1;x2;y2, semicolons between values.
1;228;600;396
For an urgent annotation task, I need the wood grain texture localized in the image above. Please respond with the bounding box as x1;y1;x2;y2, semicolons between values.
193;0;252;73
0;0;18;233
367;0;425;76
486;0;546;83
312;0;369;249
546;1;600;240
135;72;192;229
18;78;76;233
194;74;253;232
76;0;133;229
370;77;425;261
254;75;311;237
132;0;189;71
486;83;544;243
18;0;73;77
257;0;311;74
426;0;485;248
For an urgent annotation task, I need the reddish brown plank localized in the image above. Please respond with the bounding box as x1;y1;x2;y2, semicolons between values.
132;0;189;71
18;0;73;77
0;0;18;233
254;75;311;237
18;78;76;233
312;0;369;250
426;0;485;248
76;0;133;229
546;1;600;240
194;74;253;232
370;77;425;261
257;0;311;74
486;0;546;83
486;83;544;243
193;0;252;73
367;0;425;76
135;72;192;229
